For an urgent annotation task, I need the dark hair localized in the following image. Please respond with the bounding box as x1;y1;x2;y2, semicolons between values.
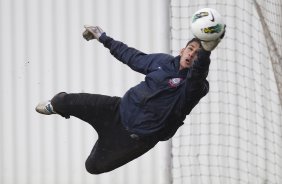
186;37;202;48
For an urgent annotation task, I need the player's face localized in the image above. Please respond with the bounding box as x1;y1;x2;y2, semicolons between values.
179;41;200;70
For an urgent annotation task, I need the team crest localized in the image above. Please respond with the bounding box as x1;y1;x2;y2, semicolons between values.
168;78;183;88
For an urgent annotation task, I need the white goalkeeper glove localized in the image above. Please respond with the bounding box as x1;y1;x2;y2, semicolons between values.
201;25;226;51
83;25;105;41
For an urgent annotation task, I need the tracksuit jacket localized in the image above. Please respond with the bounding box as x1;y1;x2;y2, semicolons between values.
99;33;211;141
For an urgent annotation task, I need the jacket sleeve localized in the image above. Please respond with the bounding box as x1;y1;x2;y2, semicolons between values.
184;49;211;99
99;33;168;75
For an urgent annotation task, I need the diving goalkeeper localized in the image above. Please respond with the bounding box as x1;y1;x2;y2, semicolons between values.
35;25;225;174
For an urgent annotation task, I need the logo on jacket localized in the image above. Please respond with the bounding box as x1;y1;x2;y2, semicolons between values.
168;78;183;88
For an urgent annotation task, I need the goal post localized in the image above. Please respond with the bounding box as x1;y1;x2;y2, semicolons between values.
170;0;282;183
254;0;282;105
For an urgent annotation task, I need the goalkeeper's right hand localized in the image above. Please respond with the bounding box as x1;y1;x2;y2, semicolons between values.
83;25;105;41
201;25;226;51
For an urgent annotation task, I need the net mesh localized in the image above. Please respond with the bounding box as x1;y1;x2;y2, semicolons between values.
170;0;282;183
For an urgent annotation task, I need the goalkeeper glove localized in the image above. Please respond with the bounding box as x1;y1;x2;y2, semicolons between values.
83;25;105;41
201;24;226;51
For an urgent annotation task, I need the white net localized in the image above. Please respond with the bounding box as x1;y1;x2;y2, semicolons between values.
170;0;282;184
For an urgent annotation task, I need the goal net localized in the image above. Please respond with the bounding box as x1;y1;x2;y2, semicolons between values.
170;0;282;184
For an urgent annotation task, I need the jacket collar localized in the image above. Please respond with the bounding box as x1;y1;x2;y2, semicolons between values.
174;56;189;77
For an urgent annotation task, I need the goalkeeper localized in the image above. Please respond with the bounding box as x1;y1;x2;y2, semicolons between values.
36;25;225;174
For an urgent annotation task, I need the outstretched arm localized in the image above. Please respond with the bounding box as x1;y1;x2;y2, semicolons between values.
184;25;226;100
82;25;170;75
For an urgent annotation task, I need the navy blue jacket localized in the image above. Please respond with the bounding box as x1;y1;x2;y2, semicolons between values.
100;33;211;141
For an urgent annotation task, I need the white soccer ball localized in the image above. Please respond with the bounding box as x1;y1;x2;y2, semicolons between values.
191;8;225;41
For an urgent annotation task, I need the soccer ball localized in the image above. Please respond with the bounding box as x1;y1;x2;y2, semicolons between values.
191;8;225;41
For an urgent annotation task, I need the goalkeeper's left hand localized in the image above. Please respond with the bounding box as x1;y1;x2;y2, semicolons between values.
201;24;226;51
83;25;105;41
